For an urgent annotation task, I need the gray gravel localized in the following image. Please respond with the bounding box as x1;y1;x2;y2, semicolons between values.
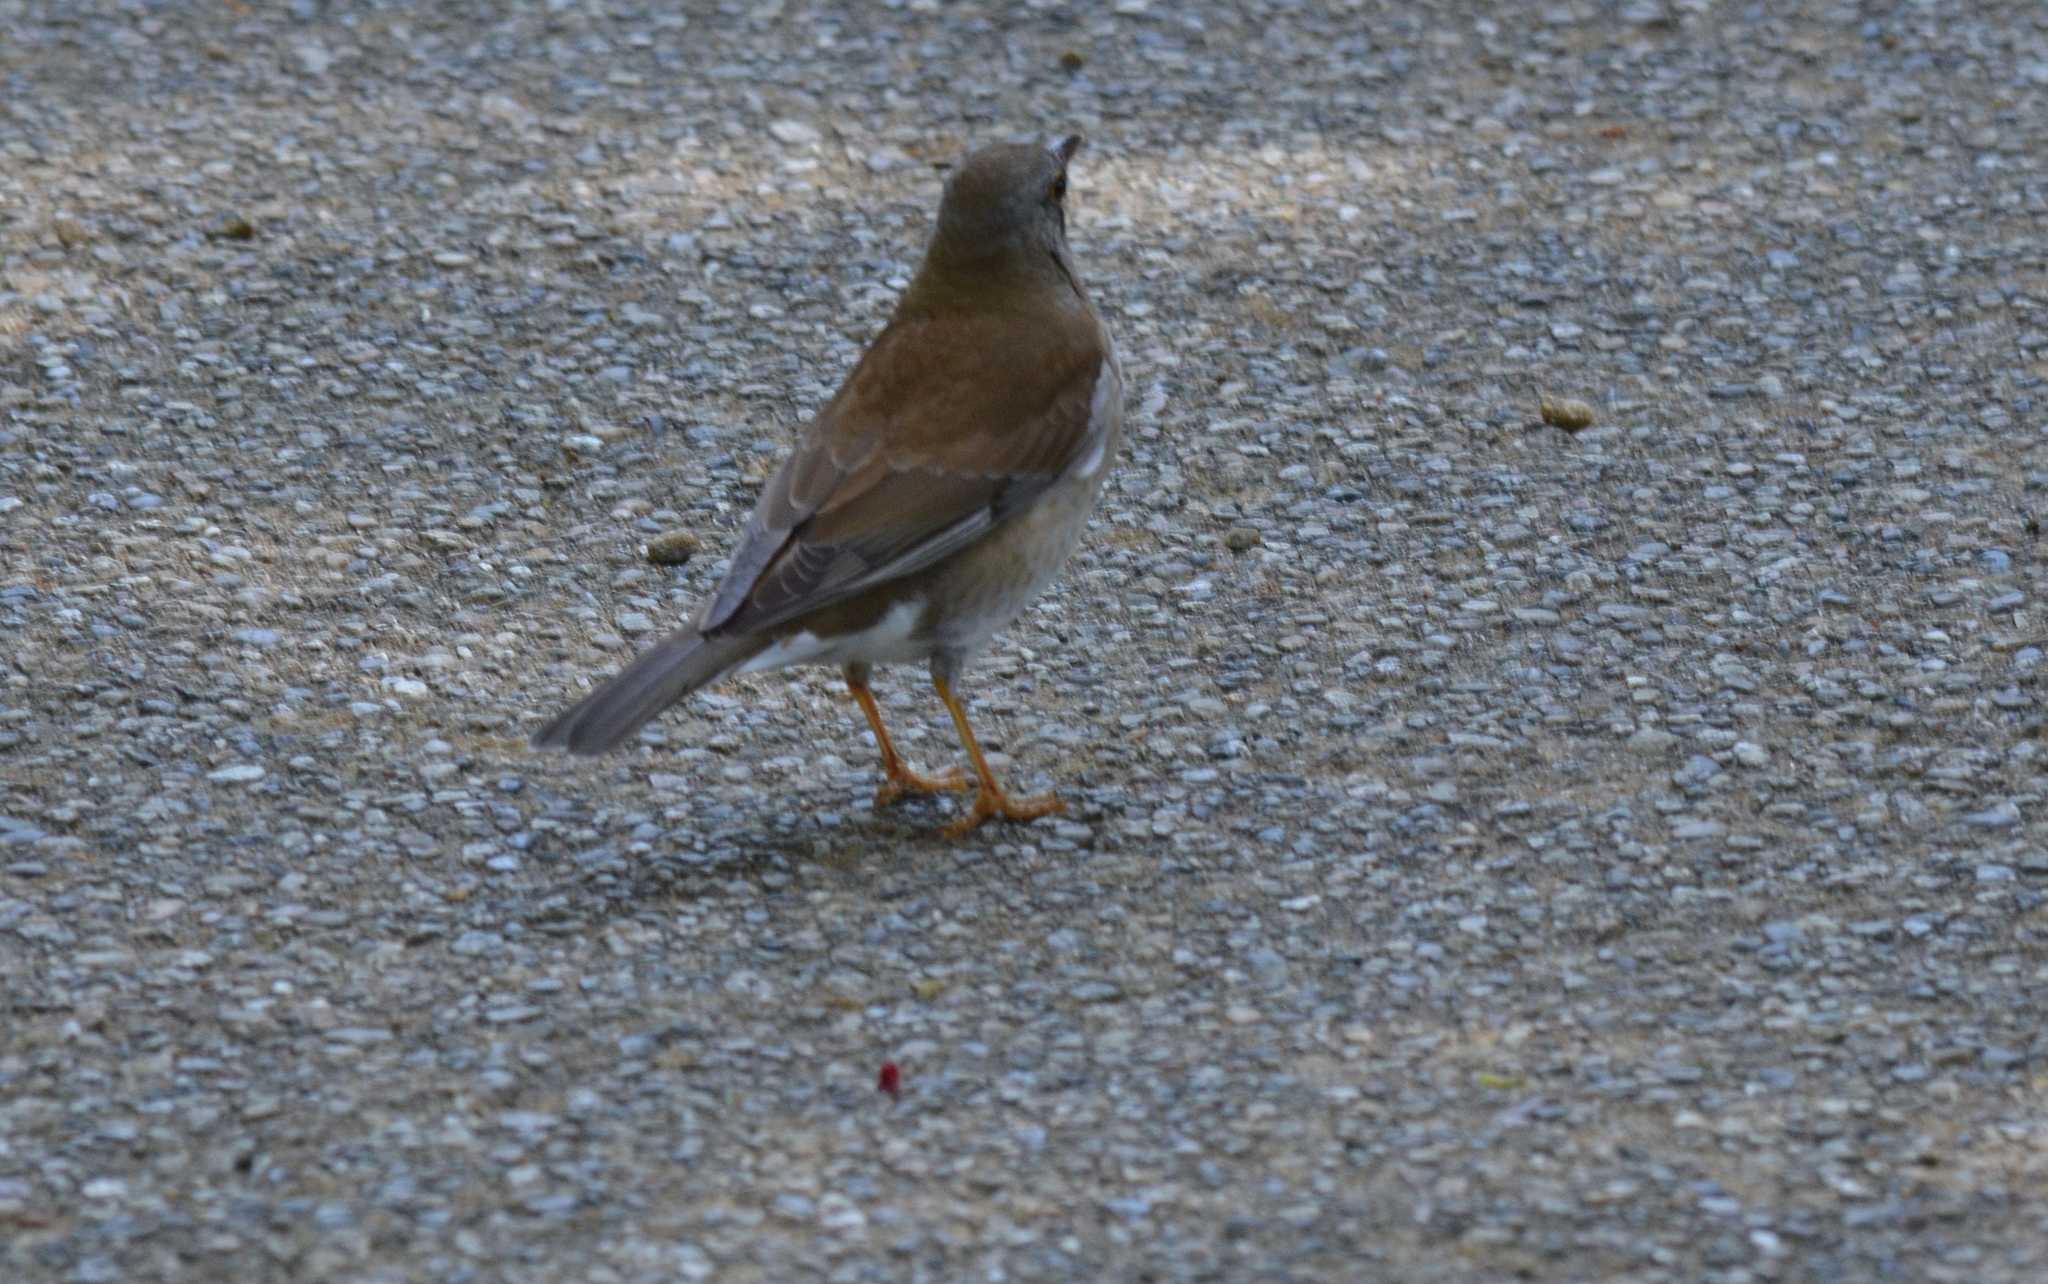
5;1;2048;1280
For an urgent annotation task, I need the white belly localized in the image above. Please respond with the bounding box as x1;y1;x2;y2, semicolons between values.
735;597;928;674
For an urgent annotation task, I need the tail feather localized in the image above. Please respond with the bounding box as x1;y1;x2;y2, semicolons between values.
532;631;760;755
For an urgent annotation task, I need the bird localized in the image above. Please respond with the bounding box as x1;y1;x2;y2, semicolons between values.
533;134;1123;838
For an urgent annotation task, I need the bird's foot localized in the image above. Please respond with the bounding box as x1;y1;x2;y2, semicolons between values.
873;761;969;810
939;786;1065;839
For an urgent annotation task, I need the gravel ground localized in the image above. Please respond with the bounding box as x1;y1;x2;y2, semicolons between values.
5;1;2048;1280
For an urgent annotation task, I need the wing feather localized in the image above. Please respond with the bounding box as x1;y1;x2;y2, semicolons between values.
696;305;1109;638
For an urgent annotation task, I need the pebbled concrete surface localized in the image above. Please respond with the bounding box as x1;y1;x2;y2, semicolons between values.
3;2;2046;1280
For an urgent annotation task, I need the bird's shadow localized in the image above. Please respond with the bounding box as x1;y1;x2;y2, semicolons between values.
570;791;988;908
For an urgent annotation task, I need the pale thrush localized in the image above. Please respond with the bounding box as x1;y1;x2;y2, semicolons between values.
533;134;1123;837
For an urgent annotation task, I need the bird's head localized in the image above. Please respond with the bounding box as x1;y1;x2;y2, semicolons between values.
920;135;1086;291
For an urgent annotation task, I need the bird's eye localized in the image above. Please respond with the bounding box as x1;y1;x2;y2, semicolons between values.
1049;174;1068;201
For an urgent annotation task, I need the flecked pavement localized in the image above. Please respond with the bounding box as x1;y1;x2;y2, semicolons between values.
4;2;2047;1280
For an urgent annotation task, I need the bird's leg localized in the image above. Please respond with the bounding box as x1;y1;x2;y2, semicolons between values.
845;664;966;809
931;672;1064;838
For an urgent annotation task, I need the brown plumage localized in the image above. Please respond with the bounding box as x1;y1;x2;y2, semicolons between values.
533;135;1122;837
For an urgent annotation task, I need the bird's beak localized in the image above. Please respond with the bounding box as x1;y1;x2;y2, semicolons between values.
1052;134;1084;166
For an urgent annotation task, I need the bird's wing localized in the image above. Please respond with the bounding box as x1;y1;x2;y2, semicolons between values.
695;307;1113;638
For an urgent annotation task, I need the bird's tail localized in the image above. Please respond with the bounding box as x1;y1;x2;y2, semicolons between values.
531;631;763;755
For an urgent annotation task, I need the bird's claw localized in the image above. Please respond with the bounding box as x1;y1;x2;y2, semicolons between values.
873;763;969;810
939;788;1065;839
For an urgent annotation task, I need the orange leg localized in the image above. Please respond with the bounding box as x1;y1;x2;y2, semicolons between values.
932;674;1064;838
847;668;966;809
